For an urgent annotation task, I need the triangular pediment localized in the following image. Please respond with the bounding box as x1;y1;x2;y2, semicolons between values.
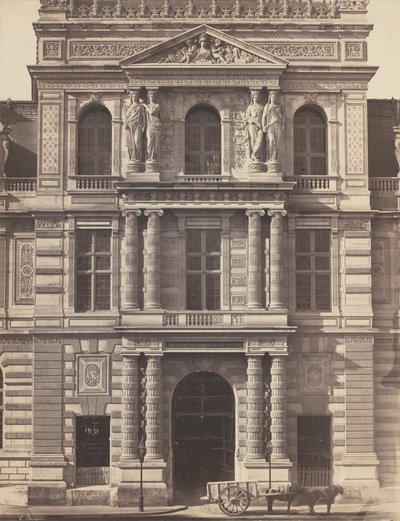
120;25;287;67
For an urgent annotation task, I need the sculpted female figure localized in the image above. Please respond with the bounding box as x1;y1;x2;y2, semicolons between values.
262;91;284;162
246;89;264;162
124;90;146;164
145;90;162;164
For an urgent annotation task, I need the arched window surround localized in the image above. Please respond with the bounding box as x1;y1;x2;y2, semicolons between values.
185;103;222;176
77;103;112;176
293;104;328;177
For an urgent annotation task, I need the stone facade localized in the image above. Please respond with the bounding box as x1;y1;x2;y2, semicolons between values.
0;0;399;507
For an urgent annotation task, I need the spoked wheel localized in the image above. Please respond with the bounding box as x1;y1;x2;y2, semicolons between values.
218;486;250;516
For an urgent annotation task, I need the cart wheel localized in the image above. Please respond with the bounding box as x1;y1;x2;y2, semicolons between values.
218;486;250;517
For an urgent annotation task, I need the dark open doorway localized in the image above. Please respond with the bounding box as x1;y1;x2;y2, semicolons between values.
172;372;235;505
75;415;110;486
297;415;331;486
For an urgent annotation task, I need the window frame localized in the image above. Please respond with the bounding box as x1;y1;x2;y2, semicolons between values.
186;228;222;310
295;229;331;312
77;104;112;177
185;104;222;176
293;105;327;177
75;229;112;313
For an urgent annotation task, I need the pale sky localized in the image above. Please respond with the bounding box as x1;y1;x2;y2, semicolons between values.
0;0;400;100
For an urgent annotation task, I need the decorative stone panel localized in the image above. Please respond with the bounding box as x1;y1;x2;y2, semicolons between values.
15;239;34;304
41;104;60;175
43;40;62;59
77;355;109;395
371;239;390;304
345;104;365;176
299;355;330;394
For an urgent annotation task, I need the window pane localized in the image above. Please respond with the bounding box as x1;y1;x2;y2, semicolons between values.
206;230;221;252
77;256;91;271
310;156;326;176
95;231;111;253
294;127;307;153
78;107;112;176
296;230;311;253
294;111;307;125
315;256;330;270
187;256;201;270
296;256;311;271
206;256;220;270
186;230;202;253
294;156;307;176
95;274;111;310
296;273;311;310
206;274;220;310
187;274;201;310
309;110;324;125
96;256;111;270
315;274;331;310
310;127;325;153
76;274;91;312
315;230;330;252
77;230;92;253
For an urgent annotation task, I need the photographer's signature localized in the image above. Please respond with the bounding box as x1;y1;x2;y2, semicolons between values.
19;515;45;521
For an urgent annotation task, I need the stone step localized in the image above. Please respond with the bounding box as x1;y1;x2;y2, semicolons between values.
66;486;110;506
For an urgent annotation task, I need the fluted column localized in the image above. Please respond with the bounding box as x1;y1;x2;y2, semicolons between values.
123;210;141;310
143;209;163;309
246;209;265;309
267;210;287;310
145;355;163;460
246;355;264;460
120;356;139;461
270;354;288;460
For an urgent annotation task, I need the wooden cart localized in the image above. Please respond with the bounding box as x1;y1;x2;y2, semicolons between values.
204;480;299;517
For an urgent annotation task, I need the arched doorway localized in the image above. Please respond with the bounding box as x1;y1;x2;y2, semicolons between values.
172;372;235;504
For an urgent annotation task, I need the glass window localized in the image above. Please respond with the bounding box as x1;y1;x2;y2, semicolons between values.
76;230;112;312
294;106;327;176
185;105;221;175
186;229;221;310
78;105;112;176
296;229;331;311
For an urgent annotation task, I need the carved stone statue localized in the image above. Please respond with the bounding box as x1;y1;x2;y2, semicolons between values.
395;134;400;175
124;90;146;167
245;90;264;163
145;90;162;165
262;91;284;162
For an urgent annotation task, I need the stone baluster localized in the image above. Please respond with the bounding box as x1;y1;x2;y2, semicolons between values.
270;354;288;460
120;355;139;461
143;209;163;309
246;355;264;460
123;210;141;310
267;210;288;310
246;209;265;309
145;355;163;460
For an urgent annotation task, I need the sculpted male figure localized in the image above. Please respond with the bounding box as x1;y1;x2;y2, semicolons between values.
124;90;146;165
246;89;264;162
144;90;162;164
263;91;284;162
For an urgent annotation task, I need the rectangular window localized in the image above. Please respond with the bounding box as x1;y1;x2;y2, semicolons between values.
76;230;112;312
295;229;331;311
186;229;221;310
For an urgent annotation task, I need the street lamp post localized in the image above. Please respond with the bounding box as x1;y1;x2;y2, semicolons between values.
138;439;146;512
265;441;273;515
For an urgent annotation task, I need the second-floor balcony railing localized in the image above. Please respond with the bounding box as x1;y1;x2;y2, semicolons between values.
70;175;119;191
5;177;37;191
164;311;245;327
369;177;400;192
287;175;339;191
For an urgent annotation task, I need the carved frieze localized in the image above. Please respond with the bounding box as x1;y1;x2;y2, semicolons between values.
35;219;63;230
260;42;336;59
70;41;150;58
15;240;34;304
344;218;371;231
43;41;62;59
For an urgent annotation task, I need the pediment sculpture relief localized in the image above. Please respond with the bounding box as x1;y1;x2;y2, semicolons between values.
148;34;264;64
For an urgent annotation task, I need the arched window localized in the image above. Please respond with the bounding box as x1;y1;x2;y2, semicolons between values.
185;105;221;175
0;368;3;449
294;106;327;176
78;105;112;176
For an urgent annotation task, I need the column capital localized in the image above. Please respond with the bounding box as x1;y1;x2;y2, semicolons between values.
124;209;142;218
245;209;266;218
144;209;164;218
267;209;287;218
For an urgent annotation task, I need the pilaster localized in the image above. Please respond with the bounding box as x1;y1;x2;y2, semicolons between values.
268;210;288;311
145;355;163;461
245;355;265;461
120;355;140;462
246;209;265;309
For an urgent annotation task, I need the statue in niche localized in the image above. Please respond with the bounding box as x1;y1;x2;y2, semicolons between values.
124;90;146;164
144;90;162;163
245;89;264;162
262;91;284;162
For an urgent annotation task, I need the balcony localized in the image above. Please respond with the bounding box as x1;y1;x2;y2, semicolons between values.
369;177;400;210
287;175;339;192
68;175;119;191
5;177;37;191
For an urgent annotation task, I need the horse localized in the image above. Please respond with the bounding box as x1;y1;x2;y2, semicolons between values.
306;484;344;514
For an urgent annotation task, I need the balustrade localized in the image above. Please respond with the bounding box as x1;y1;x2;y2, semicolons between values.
5;178;36;191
